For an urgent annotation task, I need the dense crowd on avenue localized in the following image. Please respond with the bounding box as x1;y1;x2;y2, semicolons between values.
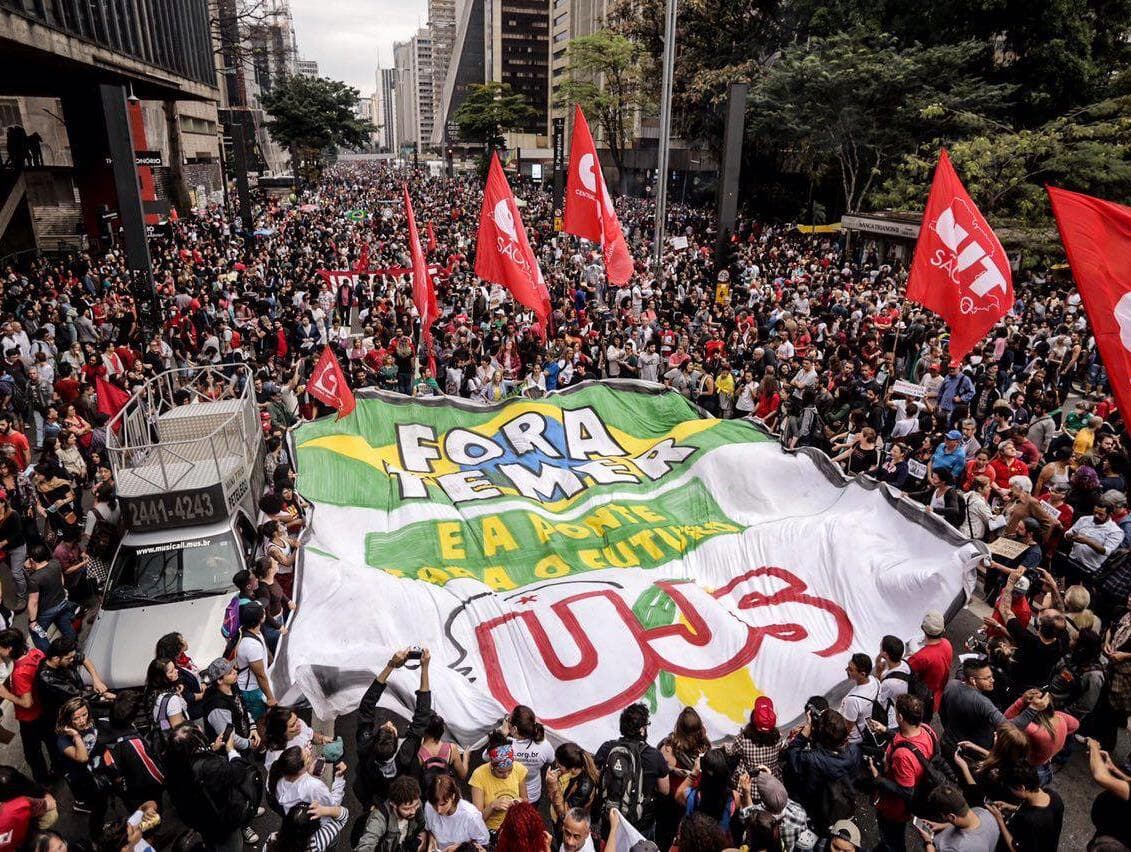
0;160;1126;852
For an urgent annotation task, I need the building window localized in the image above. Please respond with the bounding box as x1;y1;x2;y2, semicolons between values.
0;99;21;128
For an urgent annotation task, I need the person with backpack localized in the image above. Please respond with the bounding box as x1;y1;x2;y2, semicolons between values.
144;657;189;733
164;723;264;850
201;657;260;756
783;707;860;834
355;775;426;852
416;711;468;790
593;702;670;840
232;602;275;721
877;635;937;726
869;694;943;851
98;692;165;812
220;570;258;644
839;653;893;749
81;481;120;586
908;468;967;529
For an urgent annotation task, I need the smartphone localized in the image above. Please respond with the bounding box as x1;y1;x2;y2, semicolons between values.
222;723;234;743
312;757;326;777
912;817;932;834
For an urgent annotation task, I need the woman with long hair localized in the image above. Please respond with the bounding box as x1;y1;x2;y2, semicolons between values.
1005;688;1080;784
54;697;107;836
143;657;188;732
82;480;121;587
494;800;550;852
417;711;468;786
259;520;299;598
423;774;490;850
678;748;740;839
267;745;346;815
546;741;599;824
154;632;203;721
264;801;348;852
262;705;330;771
506;704;554;805
657;706;712;848
953;722;1031;802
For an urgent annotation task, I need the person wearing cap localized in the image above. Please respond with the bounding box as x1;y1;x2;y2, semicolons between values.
724;696;784;800
828;818;862;851
938;364;975;424
201;657;260;754
907;611;953;713
929;430;967;482
740;770;810;850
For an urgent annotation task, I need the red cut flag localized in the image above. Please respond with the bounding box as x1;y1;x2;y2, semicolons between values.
1047;186;1131;426
907;150;1013;363
308;346;356;417
96;377;131;432
353;242;370;273
563;105;634;285
404;184;439;374
474;152;551;336
426;221;437;254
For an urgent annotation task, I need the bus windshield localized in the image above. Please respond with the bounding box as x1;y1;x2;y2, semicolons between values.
103;533;240;609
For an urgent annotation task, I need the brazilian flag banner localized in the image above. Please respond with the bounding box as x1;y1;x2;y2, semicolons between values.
274;382;978;748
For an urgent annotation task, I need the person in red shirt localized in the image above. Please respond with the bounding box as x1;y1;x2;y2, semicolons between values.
907;611;954;712
0;419;29;470
988;441;1029;500
869;694;938;848
0;775;55;852
985;575;1032;639
9;644;47;783
53;366;81;407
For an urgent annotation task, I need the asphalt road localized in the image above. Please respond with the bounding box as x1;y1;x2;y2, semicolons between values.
1;578;1112;850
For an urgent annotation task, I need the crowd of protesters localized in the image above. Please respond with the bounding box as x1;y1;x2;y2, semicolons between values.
0;159;1125;852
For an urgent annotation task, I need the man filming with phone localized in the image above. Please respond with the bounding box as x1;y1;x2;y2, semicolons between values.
356;646;432;809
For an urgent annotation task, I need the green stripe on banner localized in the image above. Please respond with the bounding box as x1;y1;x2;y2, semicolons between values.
363;478;746;589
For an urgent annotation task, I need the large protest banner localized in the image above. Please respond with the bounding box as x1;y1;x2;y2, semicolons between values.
276;382;979;749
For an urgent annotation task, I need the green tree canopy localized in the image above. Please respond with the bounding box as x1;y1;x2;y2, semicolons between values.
556;30;652;185
453;82;539;151
261;75;371;180
748;31;1012;213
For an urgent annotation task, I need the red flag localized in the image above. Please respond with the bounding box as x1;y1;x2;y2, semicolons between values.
96;377;131;432
404;184;439;374
308;346;355;417
1047;186;1131;426
474;152;551;336
353;243;370;273
563;105;634;285
906;150;1013;363
426;221;437;254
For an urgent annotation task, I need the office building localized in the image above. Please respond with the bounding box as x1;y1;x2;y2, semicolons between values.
392;30;435;153
376;67;398;152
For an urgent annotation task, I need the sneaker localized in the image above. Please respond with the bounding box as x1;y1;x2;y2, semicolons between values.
72;801;92;814
242;827;259;845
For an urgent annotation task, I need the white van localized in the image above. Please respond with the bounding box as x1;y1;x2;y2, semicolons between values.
83;366;265;688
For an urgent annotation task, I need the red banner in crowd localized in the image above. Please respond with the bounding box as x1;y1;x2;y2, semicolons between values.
96;377;131;432
563;105;634;285
1047;186;1131;426
475;152;551;336
307;346;355;419
427;221;437;254
907;149;1013;363
404;183;439;375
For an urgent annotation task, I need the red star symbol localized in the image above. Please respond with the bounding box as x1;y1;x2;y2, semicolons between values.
517;595;538;605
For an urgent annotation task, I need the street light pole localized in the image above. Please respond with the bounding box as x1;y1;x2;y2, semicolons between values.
652;0;678;271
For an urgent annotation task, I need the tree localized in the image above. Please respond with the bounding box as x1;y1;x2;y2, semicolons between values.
260;76;371;183
556;30;652;189
453;83;539;151
747;31;1011;214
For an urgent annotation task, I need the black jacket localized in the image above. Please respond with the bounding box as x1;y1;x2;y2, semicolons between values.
355;681;431;808
166;751;262;842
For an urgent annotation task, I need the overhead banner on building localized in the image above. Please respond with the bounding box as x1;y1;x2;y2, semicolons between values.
276;382;978;749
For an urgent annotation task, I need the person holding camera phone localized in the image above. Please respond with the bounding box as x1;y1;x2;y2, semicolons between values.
356;646;432;810
868;694;937;852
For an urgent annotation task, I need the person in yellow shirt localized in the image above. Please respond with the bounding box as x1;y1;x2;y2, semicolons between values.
470;737;529;832
715;370;736;419
1074;415;1101;459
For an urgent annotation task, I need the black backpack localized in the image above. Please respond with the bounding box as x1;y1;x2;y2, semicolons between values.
884;669;936;725
599;739;646;823
858;683;891;761
891;727;955;818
